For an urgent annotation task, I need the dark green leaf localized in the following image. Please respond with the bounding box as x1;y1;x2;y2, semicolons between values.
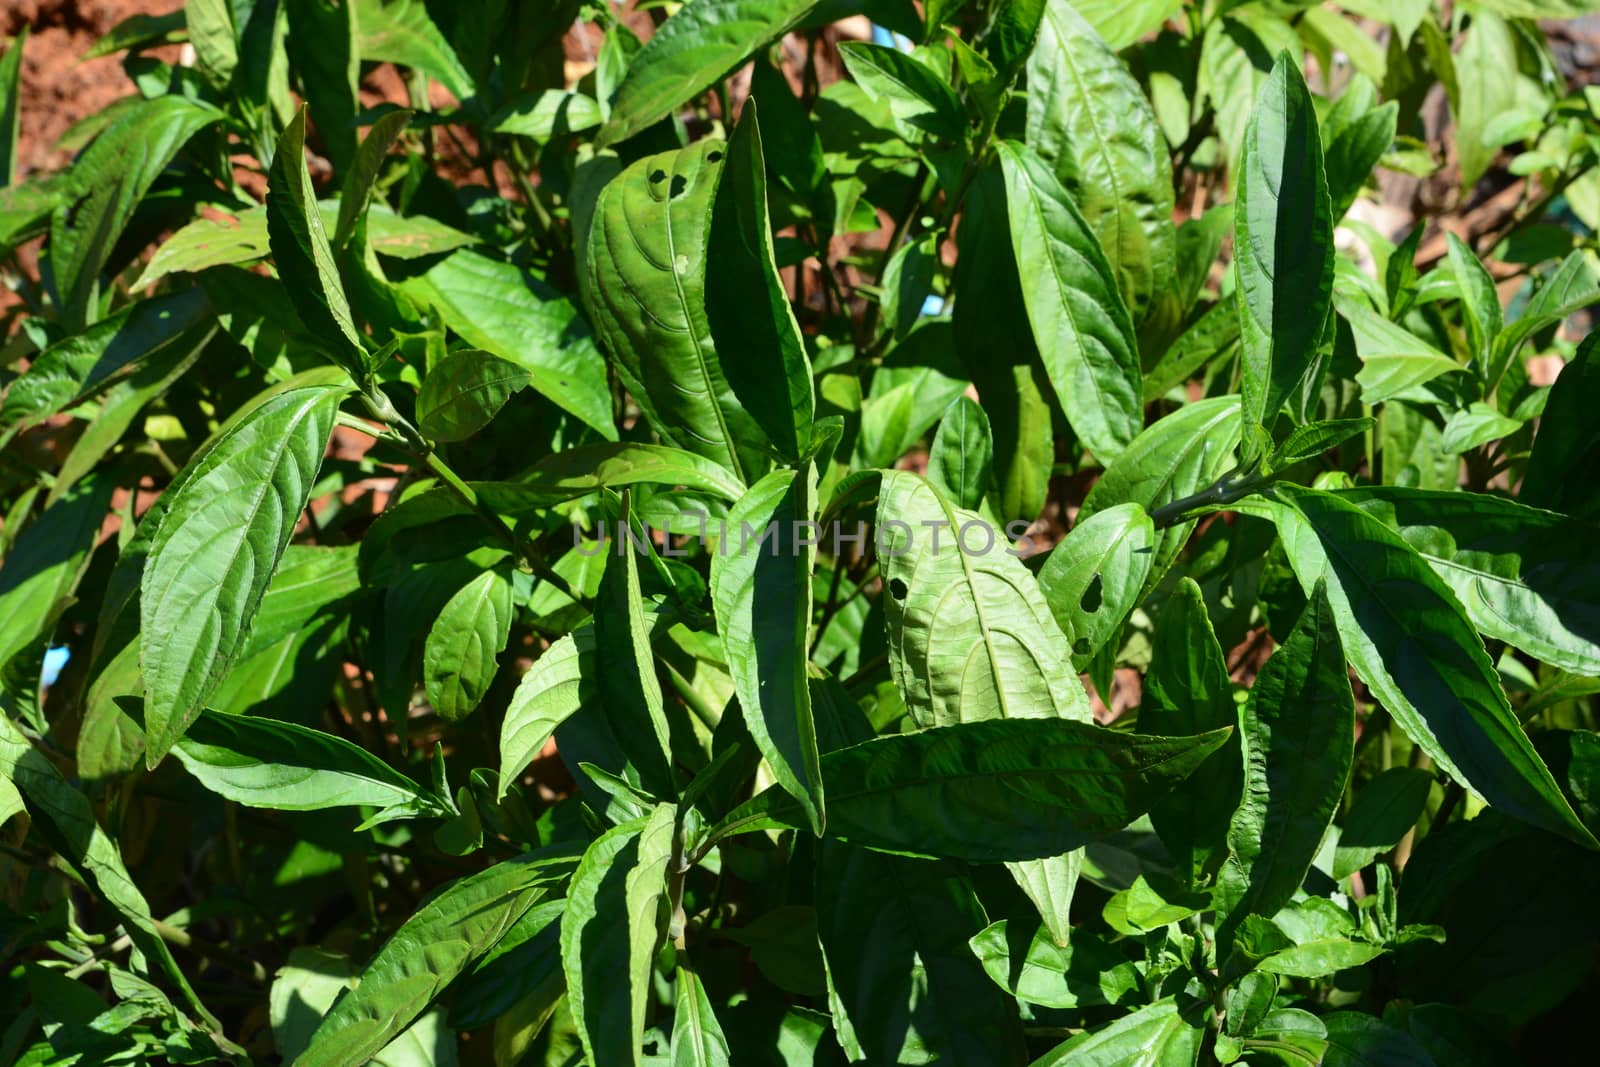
354;0;474;101
267;108;369;377
159;705;449;821
1261;484;1594;846
1141;578;1242;885
404;249;615;438
284;0;359;174
1215;585;1354;949
0;26;24;185
1333;767;1433;878
597;0;822;147
0;288;211;444
1033;998;1207;1066
1235;55;1334;459
299;847;578;1065
582;141;770;480
560;805;677;1067
335;107;412;251
995;140;1143;460
1522;329;1600;517
1026;0;1177;330
1078;396;1241;594
670;965;731;1067
49;96;221;328
710;465;823;832
816;843;1024;1063
969;920;1140;1009
1038;502;1155;671
423;564;514;721
1337;486;1600;677
705;99;814;462
711;717;1232;862
838;42;966;142
416;350;530;443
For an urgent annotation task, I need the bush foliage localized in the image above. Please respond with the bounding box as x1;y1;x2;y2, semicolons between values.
3;0;1600;1063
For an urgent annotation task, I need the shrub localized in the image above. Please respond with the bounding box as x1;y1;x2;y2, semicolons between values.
2;1;1599;1063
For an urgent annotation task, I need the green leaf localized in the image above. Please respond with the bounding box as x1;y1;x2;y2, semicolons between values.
560;805;677;1067
838;42;966;142
1215;585;1354;949
582;141;775;480
1037;502;1155;671
1102;874;1210;934
926;396;995;513
1141;578;1243;885
403;249;616;438
49;96;221;328
593;498;677;797
1457;8;1516;190
670;965;731;1067
0;475;115;681
1261;484;1594;846
1235;54;1334;460
520;442;746;504
284;0;359;174
877;470;1090;727
1440;402;1522;455
135;200;471;288
1026;0;1177;329
0;26;24;185
711;465;823;832
1066;0;1183;50
1446;233;1502;369
1341;299;1465;403
335;107;412;251
416;350;530;443
299;847;578;1065
1142;295;1241;402
816;843;1025;1063
1033;997;1207;1066
711;717;1232;862
493;90;603;140
0;288;211;444
1333;767;1433;878
1268;417;1373;471
597;0;822;147
855;321;969;470
705;99;814;462
1078;396;1241;595
424;565;514;721
952;164;1053;525
1337;486;1600;677
1324;101;1398;220
273;949;463;1064
1522;330;1599;517
1488;251;1600;389
995;140;1143;461
267;107;369;377
140;372;349;766
499;628;593;796
969;920;1140;1009
187;0;237;88
1256;939;1385;979
354;0;474;101
159;705;449;821
0;715;214;1025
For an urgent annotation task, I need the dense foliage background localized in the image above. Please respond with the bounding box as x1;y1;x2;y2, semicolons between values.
3;0;1600;1064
